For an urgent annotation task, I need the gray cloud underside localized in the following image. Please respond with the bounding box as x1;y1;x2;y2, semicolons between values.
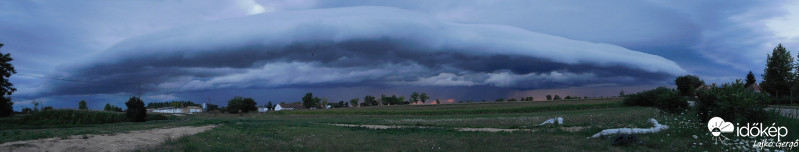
44;6;685;96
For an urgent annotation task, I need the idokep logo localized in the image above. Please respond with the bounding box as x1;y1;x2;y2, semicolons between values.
706;116;798;150
707;117;734;142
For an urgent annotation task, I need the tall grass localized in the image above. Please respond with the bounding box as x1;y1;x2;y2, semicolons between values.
9;109;171;126
14;110;127;125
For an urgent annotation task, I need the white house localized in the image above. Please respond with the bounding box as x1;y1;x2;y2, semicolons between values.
185;106;202;114
150;106;202;114
152;107;182;114
274;104;287;111
258;107;270;112
274;103;302;111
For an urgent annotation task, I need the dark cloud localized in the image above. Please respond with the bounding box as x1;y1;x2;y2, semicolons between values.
41;6;684;97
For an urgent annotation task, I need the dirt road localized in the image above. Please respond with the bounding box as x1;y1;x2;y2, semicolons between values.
0;125;216;152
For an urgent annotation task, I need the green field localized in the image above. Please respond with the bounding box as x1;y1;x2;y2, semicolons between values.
2;98;796;151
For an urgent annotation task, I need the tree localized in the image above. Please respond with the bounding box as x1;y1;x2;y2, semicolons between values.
675;75;704;97
364;95;377;106
349;98;359;107
762;44;794;98
266;101;274;111
419;93;429;103
435;99;440;104
321;97;329;109
78;100;88;110
523;96;533;101
745;71;757;87
619;90;625;97
21;107;32;114
227;96;257;113
410;92;420;104
508;98;517;101
554;95;561;100
125;97;146;122
32;100;39;112
495;98;504;102
0;43;15;117
546;95;552;100
104;103;111;111
104;103;122;112
302;92;320;108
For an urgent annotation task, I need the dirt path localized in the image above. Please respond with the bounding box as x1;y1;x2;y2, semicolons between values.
0;125;217;152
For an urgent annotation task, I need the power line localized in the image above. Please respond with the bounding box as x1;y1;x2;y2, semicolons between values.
16;73;138;84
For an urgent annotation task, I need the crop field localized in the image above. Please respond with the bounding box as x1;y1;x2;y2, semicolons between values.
2;98;797;151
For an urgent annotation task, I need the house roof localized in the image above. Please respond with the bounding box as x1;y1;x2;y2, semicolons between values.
279;103;304;109
746;83;761;91
695;83;716;91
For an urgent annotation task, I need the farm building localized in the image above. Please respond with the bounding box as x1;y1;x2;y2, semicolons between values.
274;103;303;111
150;106;203;114
258;106;270;112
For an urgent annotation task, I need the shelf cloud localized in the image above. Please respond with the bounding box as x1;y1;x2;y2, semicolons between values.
42;6;685;96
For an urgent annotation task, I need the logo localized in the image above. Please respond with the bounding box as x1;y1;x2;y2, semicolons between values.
707;117;734;142
706;116;798;150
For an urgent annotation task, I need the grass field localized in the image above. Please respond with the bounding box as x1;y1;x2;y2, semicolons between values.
2;98;797;151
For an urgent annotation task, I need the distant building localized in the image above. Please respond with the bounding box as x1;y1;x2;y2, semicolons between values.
185;106;202;114
152;107;182;114
275;103;303;111
258;106;270;112
150;106;203;114
746;83;761;93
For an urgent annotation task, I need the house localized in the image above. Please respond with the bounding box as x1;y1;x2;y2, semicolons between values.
746;83;761;93
275;103;303;111
152;107;182;114
150;106;202;114
695;83;717;91
184;106;202;114
258;106;270;112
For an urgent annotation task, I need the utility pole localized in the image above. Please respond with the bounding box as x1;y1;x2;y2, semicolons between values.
138;82;141;99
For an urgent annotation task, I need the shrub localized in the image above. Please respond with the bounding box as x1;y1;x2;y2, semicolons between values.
696;80;769;123
125;97;147;122
623;87;687;114
146;113;169;121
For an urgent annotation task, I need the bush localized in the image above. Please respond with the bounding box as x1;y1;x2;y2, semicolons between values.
623;87;688;114
125;97;147;122
696;80;769;123
146;113;170;121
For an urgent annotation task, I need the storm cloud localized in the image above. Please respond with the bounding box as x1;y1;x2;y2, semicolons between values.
42;6;685;96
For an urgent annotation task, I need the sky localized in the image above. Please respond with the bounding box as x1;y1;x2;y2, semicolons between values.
1;0;799;110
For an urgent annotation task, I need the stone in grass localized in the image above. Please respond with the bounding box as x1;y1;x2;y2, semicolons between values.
611;134;643;146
